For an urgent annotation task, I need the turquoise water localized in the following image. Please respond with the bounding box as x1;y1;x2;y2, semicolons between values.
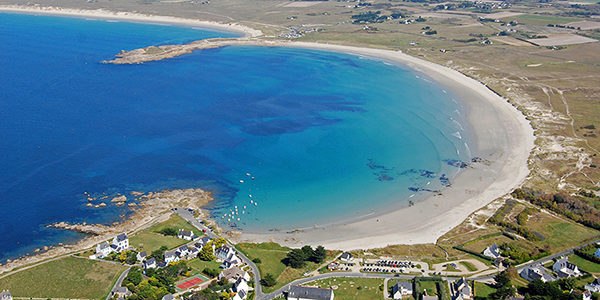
0;12;473;261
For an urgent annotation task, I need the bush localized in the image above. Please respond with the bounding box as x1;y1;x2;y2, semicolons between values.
159;227;178;236
252;257;262;264
261;273;277;287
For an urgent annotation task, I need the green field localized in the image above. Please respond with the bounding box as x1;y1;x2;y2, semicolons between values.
474;282;497;298
188;258;223;276
570;254;600;273
148;214;198;235
460;261;477;272
310;277;386;300
0;256;126;299
129;231;187;253
416;280;437;296
500;14;581;26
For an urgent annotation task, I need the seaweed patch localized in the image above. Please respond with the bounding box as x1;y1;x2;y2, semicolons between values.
443;159;469;168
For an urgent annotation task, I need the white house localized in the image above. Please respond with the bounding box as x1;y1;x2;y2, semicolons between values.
165;251;179;264
483;243;501;259
177;229;196;241
144;258;157;269
216;244;236;261
177;245;191;258
95;241;113;258
553;257;582;279
585;277;600;293
234;276;249;294
392;281;413;299
520;265;554;282
137;251;147;262
453;277;472;300
287;285;334;300
112;233;129;252
221;253;241;269
339;252;354;262
161;294;174;300
196;236;212;248
0;290;12;300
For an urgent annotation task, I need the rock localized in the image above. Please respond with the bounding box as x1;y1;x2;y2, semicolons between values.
131;191;144;196
99;203;106;207
42;246;48;251
111;195;127;202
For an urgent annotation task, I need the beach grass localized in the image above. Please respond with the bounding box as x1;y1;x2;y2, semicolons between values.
129;231;187;253
0;256;126;299
309;277;387;300
148;213;198;235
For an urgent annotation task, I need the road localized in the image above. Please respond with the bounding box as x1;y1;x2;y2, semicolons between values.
105;267;131;300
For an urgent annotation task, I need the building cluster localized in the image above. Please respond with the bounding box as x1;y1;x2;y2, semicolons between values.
279;26;319;39
520;256;582;283
143;234;210;269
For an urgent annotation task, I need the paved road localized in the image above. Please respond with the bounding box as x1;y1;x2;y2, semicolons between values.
175;208;265;299
105;267;131;300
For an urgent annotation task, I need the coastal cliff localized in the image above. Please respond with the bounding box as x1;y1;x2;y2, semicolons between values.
102;38;286;64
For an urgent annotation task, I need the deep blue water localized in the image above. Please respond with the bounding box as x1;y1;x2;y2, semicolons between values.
0;12;474;261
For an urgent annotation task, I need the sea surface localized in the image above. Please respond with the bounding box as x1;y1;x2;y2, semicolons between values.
0;12;474;262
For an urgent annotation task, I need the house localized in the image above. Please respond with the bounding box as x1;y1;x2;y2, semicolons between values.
453;277;472;299
197;236;212;247
0;290;12;300
165;251;179;264
161;294;174;300
221;253;241;269
112;233;129;252
483;243;501;259
392;281;413;299
177;229;197;241
177;245;191;258
137;251;147;262
233;290;248;300
585;277;600;293
287;285;334;300
95;241;113;258
189;246;200;257
339;252;354;262
583;290;592;300
144;258;157;269
219;267;249;283
594;248;600;258
110;287;131;299
234;276;249;293
553;257;582;279
520;265;554;282
216;244;236;261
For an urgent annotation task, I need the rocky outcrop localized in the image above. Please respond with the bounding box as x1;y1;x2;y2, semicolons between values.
46;222;111;235
102;38;287;64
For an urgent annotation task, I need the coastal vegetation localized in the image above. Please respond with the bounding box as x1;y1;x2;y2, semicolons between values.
0;256;126;299
308;277;385;300
124;262;190;300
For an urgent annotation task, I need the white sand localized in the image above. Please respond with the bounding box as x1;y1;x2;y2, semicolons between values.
0;5;262;38
0;6;536;251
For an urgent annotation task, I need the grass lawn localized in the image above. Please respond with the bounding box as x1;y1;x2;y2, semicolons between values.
188;258;223;276
309;277;387;300
474;282;496;298
129;231;187;253
460;261;477;272
0;256;126;299
417;280;438;296
527;212;600;252
148;214;198;235
570;254;600;273
500;14;581;26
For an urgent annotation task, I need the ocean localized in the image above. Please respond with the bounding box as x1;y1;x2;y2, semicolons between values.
0;12;474;262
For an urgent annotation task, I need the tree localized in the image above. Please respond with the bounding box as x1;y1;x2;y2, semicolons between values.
124;267;143;286
286;249;308;268
261;273;277;287
312;246;327;263
159;227;178;236
252;257;262;264
494;271;510;288
198;244;216;261
301;245;315;258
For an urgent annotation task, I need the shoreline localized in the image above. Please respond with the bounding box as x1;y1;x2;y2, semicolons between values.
0;5;262;38
0;6;535;258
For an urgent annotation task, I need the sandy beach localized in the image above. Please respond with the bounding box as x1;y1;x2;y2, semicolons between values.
0;6;535;253
233;43;535;249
